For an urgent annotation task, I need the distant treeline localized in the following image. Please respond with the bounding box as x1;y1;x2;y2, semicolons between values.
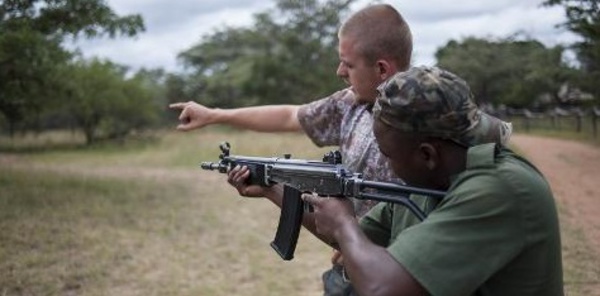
494;106;600;138
2;0;599;144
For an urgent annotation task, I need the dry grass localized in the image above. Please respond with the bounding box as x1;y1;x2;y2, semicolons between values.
556;203;600;295
1;128;331;296
0;128;597;295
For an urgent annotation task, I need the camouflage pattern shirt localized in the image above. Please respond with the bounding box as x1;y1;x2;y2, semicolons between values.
297;88;401;217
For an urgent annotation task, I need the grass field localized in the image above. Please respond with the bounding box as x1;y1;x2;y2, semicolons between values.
0;128;597;295
1;128;332;296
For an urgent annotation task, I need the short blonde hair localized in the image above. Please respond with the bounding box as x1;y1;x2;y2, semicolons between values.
339;4;412;70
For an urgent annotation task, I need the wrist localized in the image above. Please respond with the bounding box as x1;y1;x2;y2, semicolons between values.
264;185;284;204
332;215;360;245
207;108;223;125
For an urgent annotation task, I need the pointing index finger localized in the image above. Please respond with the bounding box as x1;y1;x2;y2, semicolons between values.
169;102;185;109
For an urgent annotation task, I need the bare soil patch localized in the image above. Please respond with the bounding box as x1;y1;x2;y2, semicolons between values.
511;134;600;254
511;134;600;294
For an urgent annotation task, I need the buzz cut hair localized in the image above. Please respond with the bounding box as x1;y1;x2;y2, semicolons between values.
339;4;413;70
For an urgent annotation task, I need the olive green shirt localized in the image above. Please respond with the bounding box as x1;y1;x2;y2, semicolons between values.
360;143;564;296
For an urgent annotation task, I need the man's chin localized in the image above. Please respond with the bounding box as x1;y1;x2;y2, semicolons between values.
354;95;375;105
349;88;376;105
355;99;370;105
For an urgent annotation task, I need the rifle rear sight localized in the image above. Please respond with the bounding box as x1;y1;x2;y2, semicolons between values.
215;141;343;165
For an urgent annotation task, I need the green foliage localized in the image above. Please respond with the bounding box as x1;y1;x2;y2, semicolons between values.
543;0;600;45
0;0;145;39
0;28;70;135
55;59;161;145
0;0;145;136
177;0;353;108
131;68;171;125
435;36;575;109
543;0;600;100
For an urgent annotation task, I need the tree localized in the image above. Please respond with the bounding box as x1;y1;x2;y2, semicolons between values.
0;28;69;136
131;68;172;125
177;0;354;108
0;0;145;136
543;0;600;101
435;36;574;109
59;59;160;144
164;72;204;122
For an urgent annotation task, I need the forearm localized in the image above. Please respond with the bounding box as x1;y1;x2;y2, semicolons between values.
334;221;426;296
214;105;302;132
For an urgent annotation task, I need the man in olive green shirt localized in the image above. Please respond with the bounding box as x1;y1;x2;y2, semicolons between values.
360;143;562;295
303;66;563;295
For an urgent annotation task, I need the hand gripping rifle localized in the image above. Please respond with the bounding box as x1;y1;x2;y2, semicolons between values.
201;142;446;260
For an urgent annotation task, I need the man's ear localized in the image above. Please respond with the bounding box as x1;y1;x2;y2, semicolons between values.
418;143;439;171
376;59;394;80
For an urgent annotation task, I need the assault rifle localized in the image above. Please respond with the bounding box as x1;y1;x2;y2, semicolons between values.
201;142;446;260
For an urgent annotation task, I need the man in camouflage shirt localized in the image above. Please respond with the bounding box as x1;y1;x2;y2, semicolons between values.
297;88;397;217
171;5;414;295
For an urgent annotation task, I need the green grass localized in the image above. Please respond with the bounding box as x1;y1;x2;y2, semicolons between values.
0;129;331;296
1;129;598;295
0;168;193;295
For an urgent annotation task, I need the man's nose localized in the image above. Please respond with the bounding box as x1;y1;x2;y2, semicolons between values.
336;63;347;78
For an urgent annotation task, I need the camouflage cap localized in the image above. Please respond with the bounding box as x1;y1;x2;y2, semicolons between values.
373;66;512;147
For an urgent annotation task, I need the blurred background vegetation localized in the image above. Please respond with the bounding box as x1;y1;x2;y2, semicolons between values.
1;0;599;145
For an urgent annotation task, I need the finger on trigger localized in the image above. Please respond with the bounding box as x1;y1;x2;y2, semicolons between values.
301;193;315;204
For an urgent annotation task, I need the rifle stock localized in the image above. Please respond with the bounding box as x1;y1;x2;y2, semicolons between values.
201;142;446;260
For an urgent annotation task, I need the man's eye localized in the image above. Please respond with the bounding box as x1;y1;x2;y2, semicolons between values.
340;61;352;69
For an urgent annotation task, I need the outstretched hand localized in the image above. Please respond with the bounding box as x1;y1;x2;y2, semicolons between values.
169;101;214;131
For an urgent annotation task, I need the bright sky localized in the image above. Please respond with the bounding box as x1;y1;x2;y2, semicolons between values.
69;0;579;73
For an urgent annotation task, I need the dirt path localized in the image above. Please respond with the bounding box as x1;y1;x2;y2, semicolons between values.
511;134;600;295
511;134;600;253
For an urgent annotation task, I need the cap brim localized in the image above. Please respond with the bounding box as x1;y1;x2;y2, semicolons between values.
459;111;513;147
